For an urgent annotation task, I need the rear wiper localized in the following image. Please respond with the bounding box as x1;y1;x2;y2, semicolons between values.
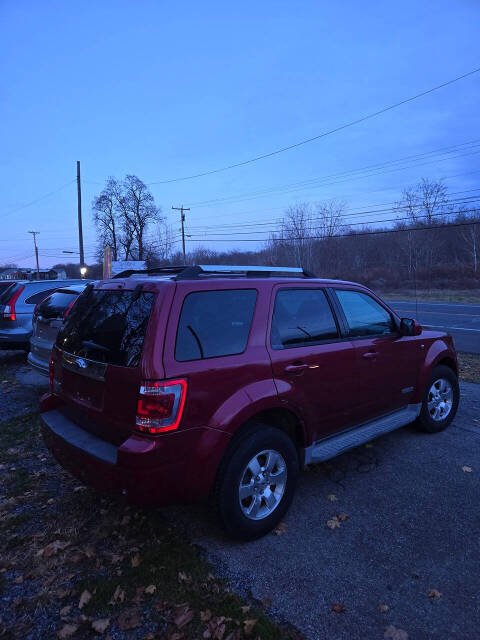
187;325;204;359
82;340;110;353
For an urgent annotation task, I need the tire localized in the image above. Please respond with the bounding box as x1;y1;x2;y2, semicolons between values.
415;365;459;433
214;424;299;540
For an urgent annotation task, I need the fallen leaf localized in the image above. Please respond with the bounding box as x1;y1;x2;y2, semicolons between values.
428;589;442;599
131;554;141;568
144;584;156;595
378;604;389;613
174;604;194;628
13;575;23;584
327;494;338;502
331;603;346;613
108;585;125;605
57;624;78;639
462;465;472;473
326;517;341;530
117;606;142;630
73;486;87;492
60;606;72;617
91;618;110;634
37;540;70;557
337;513;349;521
240;606;250;615
272;522;286;536
178;571;190;582
78;590;92;610
384;625;408;640
243;619;257;635
200;610;212;622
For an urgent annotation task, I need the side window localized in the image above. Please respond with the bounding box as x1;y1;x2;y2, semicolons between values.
175;289;257;361
25;288;58;305
335;290;395;337
271;289;338;349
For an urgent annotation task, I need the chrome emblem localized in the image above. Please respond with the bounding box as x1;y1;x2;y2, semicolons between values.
75;358;87;369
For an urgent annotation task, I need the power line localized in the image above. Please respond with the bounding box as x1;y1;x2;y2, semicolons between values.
146;67;480;185
0;180;76;220
185;146;480;210
184;139;480;208
181;217;480;243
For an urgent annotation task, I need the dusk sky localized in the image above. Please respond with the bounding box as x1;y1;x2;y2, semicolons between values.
1;1;480;268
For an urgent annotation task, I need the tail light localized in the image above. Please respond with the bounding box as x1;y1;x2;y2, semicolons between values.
3;285;24;321
49;356;54;391
135;379;187;434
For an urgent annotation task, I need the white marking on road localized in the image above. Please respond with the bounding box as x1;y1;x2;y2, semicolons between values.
423;324;480;332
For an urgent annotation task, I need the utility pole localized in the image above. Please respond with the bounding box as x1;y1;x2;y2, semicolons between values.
76;160;85;269
172;205;190;263
28;231;40;279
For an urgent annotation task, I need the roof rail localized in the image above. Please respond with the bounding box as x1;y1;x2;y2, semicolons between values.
113;264;316;280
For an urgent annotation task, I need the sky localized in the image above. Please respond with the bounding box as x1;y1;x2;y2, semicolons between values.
1;0;480;268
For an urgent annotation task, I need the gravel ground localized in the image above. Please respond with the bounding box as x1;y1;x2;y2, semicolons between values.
2;349;479;639
164;381;480;640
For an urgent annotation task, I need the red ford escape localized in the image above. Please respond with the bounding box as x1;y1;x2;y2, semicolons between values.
40;265;460;540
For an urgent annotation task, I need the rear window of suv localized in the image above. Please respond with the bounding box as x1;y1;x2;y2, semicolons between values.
36;290;79;319
56;289;155;366
175;289;257;361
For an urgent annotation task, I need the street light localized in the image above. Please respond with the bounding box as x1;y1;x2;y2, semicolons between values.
80;267;87;279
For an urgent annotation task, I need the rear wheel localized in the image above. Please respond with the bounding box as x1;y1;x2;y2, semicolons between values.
416;365;459;433
214;425;299;540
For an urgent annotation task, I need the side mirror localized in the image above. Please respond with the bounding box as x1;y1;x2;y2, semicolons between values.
400;317;422;336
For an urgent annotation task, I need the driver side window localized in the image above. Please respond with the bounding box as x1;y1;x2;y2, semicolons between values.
335;289;395;337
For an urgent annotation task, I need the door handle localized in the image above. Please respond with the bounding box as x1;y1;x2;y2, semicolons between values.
362;350;379;359
284;363;309;372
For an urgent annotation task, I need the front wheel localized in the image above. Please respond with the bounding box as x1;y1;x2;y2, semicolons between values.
415;365;459;433
214;425;299;540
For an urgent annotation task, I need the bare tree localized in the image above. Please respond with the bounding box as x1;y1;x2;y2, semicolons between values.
398;178;449;225
122;175;161;261
153;219;176;262
92;178;119;260
315;199;345;238
92;175;162;261
281;203;315;268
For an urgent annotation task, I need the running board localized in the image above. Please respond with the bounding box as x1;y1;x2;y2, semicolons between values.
304;404;421;464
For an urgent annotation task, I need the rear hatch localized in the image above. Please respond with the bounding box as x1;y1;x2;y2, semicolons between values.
53;282;166;446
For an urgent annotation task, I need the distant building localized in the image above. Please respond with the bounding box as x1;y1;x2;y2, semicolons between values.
0;267;68;280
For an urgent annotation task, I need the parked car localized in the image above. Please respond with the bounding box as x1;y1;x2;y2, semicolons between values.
40;265;459;540
28;283;91;375
0;280;85;351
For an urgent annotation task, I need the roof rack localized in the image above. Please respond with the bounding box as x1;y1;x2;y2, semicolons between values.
113;264;315;280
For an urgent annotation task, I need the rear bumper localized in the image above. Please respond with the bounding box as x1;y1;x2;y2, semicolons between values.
0;327;30;350
27;351;49;376
40;398;231;506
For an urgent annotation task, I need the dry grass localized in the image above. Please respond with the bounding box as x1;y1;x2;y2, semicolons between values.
378;289;480;304
457;352;480;384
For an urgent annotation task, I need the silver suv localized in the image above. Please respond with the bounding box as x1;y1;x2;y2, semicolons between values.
28;283;89;374
0;280;83;351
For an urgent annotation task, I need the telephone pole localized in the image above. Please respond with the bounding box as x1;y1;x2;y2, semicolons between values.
76;160;85;268
172;205;190;263
28;231;40;279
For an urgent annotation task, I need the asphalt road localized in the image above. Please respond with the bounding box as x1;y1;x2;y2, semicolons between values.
165;381;480;640
388;301;480;354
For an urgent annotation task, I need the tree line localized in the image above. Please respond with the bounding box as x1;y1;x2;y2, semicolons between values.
53;176;480;288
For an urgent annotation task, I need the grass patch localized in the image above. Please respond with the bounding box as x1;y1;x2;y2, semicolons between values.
458;352;480;384
378;289;480;303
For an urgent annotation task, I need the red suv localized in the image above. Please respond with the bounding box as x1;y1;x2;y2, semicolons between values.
40;265;460;539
